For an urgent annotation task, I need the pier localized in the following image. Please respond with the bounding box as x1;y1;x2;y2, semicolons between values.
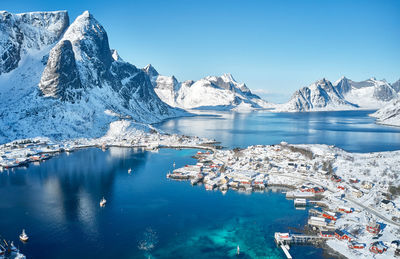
274;232;330;258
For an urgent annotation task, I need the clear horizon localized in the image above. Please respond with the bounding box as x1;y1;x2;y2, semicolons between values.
3;0;400;102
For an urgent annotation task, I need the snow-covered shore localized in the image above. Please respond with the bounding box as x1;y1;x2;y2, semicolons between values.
168;142;400;258
0;120;215;170
1;118;400;258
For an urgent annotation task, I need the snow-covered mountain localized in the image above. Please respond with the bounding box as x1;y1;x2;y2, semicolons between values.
335;77;398;108
276;78;358;112
144;65;272;111
370;98;400;127
391;79;400;93
277;77;398;112
0;10;184;143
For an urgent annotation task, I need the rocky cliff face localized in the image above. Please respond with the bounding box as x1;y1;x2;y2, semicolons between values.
0;10;184;143
278;78;357;112
0;11;69;75
39;40;82;101
391;79;400;93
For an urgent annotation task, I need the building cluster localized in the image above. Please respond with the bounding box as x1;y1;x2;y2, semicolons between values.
168;142;400;257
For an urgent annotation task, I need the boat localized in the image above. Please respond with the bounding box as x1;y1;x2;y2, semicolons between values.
128;168;132;174
10;242;18;253
100;197;106;207
294;198;307;206
19;229;29;242
0;244;5;255
237;245;240;255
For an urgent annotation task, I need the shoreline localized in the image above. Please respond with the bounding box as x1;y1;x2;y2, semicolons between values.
1;134;400;258
168;142;400;258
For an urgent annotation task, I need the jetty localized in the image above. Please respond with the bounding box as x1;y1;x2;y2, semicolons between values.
274;232;331;258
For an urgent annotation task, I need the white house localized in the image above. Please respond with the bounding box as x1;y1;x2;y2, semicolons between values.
380;200;395;210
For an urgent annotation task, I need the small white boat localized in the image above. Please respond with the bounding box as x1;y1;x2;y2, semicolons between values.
10;241;18;252
173;162;176;168
99;197;106;207
237;245;240;255
128;168;132;174
19;229;29;242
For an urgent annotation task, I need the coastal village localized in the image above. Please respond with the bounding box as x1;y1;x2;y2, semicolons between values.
1;120;400;258
168;142;400;258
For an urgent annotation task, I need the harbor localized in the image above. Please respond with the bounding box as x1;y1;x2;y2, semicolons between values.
167;142;400;258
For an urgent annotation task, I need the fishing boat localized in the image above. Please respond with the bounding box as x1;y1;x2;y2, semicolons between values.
128;168;132;174
19;229;29;242
100;197;107;207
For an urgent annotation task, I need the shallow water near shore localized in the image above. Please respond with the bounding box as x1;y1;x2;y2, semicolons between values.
1;110;399;258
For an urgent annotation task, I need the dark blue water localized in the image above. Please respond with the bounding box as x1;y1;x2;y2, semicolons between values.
0;148;318;258
1;110;399;258
156;110;400;152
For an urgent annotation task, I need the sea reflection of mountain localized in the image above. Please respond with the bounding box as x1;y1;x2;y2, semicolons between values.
0;147;148;221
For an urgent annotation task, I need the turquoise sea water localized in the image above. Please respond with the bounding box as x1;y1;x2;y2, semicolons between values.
1;110;399;258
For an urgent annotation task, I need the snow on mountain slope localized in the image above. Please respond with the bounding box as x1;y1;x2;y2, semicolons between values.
370;98;400;127
391;79;400;93
276;78;358;112
0;10;69;75
335;77;398;109
278;76;398;112
0;11;185;144
144;65;273;110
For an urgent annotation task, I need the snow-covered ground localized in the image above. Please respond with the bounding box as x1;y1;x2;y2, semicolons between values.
0;120;215;169
370;98;400;127
169;143;400;258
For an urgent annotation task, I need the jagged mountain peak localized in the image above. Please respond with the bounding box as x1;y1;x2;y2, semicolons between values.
278;75;399;112
61;11;113;88
143;64;159;78
147;65;270;110
111;49;123;62
221;73;235;82
0;10;184;142
334;76;349;84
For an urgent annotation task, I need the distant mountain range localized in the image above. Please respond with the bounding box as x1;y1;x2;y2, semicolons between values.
276;77;399;112
143;65;272;111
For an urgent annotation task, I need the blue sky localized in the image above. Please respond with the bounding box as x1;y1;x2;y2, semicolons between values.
3;0;400;102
